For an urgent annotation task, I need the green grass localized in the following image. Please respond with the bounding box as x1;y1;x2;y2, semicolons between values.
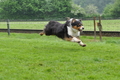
0;20;120;31
0;32;120;80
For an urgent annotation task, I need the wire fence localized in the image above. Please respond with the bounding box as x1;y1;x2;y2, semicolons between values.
0;19;120;31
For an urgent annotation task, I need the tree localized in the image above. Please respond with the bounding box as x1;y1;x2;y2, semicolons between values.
44;0;72;18
103;4;113;17
72;0;115;13
103;0;120;18
71;3;85;17
0;0;47;19
85;4;98;17
111;0;120;17
0;0;73;19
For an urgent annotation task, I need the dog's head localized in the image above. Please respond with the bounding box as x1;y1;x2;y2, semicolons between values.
67;18;84;31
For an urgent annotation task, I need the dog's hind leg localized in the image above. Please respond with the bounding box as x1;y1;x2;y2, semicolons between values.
39;28;45;36
39;31;45;36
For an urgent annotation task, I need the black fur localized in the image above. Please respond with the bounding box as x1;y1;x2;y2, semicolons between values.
43;21;72;39
71;21;83;27
40;19;86;47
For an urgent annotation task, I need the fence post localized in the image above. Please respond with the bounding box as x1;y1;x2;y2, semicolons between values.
7;19;10;35
97;16;102;41
93;17;96;40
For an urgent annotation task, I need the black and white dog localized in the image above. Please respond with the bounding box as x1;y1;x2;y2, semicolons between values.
40;18;86;47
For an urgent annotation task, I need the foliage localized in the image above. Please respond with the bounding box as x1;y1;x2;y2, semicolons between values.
0;33;120;80
0;0;47;19
73;0;115;13
111;0;120;17
103;4;113;17
44;0;72;18
0;0;73;19
103;0;120;18
0;0;119;19
85;4;99;17
71;3;85;17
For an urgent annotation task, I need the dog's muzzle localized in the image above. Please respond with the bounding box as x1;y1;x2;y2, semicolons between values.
81;26;84;30
78;26;84;31
82;27;84;30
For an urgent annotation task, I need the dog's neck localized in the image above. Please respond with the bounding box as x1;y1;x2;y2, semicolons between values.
71;27;79;33
67;26;80;37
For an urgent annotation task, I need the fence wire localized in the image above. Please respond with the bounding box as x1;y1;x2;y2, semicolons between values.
0;19;120;31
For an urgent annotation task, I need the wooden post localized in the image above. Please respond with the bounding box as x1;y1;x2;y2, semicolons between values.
99;16;101;24
97;16;102;41
93;17;96;40
7;19;10;35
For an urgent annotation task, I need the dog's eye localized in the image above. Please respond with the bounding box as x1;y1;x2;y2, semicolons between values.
77;25;81;27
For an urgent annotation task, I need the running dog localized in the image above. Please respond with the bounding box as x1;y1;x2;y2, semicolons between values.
40;18;86;47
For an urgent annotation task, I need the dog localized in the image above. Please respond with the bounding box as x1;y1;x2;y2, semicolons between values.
40;18;86;47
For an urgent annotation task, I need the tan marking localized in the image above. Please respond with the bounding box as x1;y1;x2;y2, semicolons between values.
39;32;45;36
72;19;76;23
76;36;80;39
64;37;73;41
72;26;82;30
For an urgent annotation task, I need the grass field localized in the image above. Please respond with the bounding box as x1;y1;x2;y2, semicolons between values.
0;33;120;80
0;19;120;31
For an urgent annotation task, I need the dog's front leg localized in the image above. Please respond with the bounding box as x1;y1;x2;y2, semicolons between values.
78;40;86;47
76;37;86;47
64;37;86;47
72;37;86;47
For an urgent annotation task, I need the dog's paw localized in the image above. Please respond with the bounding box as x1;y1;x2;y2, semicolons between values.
80;44;86;47
39;32;44;36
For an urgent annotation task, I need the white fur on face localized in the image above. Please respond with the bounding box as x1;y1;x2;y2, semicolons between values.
67;18;85;37
80;26;84;30
67;18;86;47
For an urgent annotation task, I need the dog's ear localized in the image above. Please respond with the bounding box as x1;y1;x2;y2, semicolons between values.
66;17;70;20
72;18;76;23
79;19;82;21
65;20;70;27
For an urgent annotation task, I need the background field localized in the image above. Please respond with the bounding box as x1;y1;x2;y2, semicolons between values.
0;19;120;31
0;33;120;80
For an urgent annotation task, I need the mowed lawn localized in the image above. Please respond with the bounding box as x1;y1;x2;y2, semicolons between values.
0;33;120;80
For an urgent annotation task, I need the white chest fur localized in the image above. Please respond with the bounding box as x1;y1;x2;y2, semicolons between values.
67;26;80;37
